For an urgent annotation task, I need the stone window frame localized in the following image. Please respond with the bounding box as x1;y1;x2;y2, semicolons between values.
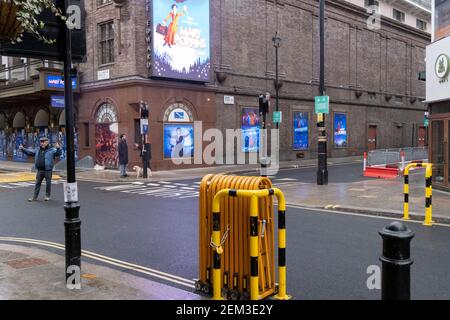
98;20;115;65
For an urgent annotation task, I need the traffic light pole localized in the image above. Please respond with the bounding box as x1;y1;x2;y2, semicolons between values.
317;0;328;185
259;94;269;177
63;0;81;288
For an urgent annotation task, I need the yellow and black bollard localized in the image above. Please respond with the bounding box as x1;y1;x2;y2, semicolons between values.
424;164;433;226
403;163;433;226
273;188;289;300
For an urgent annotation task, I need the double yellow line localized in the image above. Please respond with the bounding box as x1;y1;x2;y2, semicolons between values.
0;237;195;288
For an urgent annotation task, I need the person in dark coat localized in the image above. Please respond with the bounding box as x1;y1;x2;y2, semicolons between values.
118;134;128;177
19;137;62;201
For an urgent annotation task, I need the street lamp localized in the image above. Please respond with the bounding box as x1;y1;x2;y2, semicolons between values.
317;0;328;185
272;33;282;130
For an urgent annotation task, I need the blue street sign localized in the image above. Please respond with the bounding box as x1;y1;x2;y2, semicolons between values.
51;95;65;108
46;75;77;89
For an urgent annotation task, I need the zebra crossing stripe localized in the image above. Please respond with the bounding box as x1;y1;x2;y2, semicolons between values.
97;185;148;191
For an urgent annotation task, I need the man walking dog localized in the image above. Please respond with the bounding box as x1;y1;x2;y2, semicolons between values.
19;137;62;201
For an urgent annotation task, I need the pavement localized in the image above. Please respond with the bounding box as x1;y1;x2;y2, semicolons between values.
281;168;450;224
0;243;204;300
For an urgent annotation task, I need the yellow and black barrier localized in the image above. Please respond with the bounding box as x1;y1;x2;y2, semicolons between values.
403;162;433;226
211;188;289;300
197;175;290;300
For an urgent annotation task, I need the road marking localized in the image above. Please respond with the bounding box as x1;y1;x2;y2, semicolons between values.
0;237;195;288
276;178;297;181
95;185;146;191
286;203;450;228
0;180;65;189
98;181;199;199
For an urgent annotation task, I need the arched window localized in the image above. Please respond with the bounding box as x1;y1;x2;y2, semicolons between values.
96;103;118;123
94;102;119;168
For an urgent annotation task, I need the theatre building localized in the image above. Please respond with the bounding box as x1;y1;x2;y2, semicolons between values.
1;0;432;170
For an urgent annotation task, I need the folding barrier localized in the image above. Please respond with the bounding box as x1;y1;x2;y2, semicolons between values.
403;163;433;226
196;174;290;300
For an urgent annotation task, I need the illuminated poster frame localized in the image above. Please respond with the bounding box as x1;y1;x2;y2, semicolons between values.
292;111;309;150
334;113;348;148
163;123;195;159
151;0;211;82
241;107;261;153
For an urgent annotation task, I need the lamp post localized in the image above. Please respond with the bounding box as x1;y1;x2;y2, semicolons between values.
63;0;81;288
139;101;149;178
317;0;328;185
272;33;282;130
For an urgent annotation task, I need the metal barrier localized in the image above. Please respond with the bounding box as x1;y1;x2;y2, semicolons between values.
368;147;428;168
365;147;428;178
403;163;433;226
211;188;289;300
197;174;290;300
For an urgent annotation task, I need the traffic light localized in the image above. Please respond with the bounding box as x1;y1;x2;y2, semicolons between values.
259;93;270;114
140;101;149;119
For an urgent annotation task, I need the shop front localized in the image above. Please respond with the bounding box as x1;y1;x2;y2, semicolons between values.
426;36;450;190
0;64;80;163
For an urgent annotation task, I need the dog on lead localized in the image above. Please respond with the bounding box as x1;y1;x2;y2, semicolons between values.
133;165;152;178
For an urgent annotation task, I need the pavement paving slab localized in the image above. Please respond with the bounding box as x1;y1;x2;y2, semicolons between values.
0;243;204;300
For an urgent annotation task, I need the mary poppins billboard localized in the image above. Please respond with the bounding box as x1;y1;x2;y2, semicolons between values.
150;0;211;82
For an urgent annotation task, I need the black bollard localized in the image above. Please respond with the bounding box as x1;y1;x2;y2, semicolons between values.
379;221;414;300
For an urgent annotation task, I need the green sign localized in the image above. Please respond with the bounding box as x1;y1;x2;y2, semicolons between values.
315;96;329;114
424;112;429;127
273;111;282;124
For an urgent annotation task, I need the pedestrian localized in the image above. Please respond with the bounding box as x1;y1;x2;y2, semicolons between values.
19;137;62;201
118;133;129;177
134;141;152;177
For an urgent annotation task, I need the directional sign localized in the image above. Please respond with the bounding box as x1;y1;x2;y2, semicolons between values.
273;111;282;124
140;119;149;135
0;0;86;62
315;96;330;114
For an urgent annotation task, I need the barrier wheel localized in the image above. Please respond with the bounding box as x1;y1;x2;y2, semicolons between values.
202;282;211;295
194;280;203;292
221;288;230;300
240;292;249;300
230;289;240;300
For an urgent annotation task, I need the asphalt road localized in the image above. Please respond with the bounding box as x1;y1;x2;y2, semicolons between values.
0;174;449;300
243;161;369;184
